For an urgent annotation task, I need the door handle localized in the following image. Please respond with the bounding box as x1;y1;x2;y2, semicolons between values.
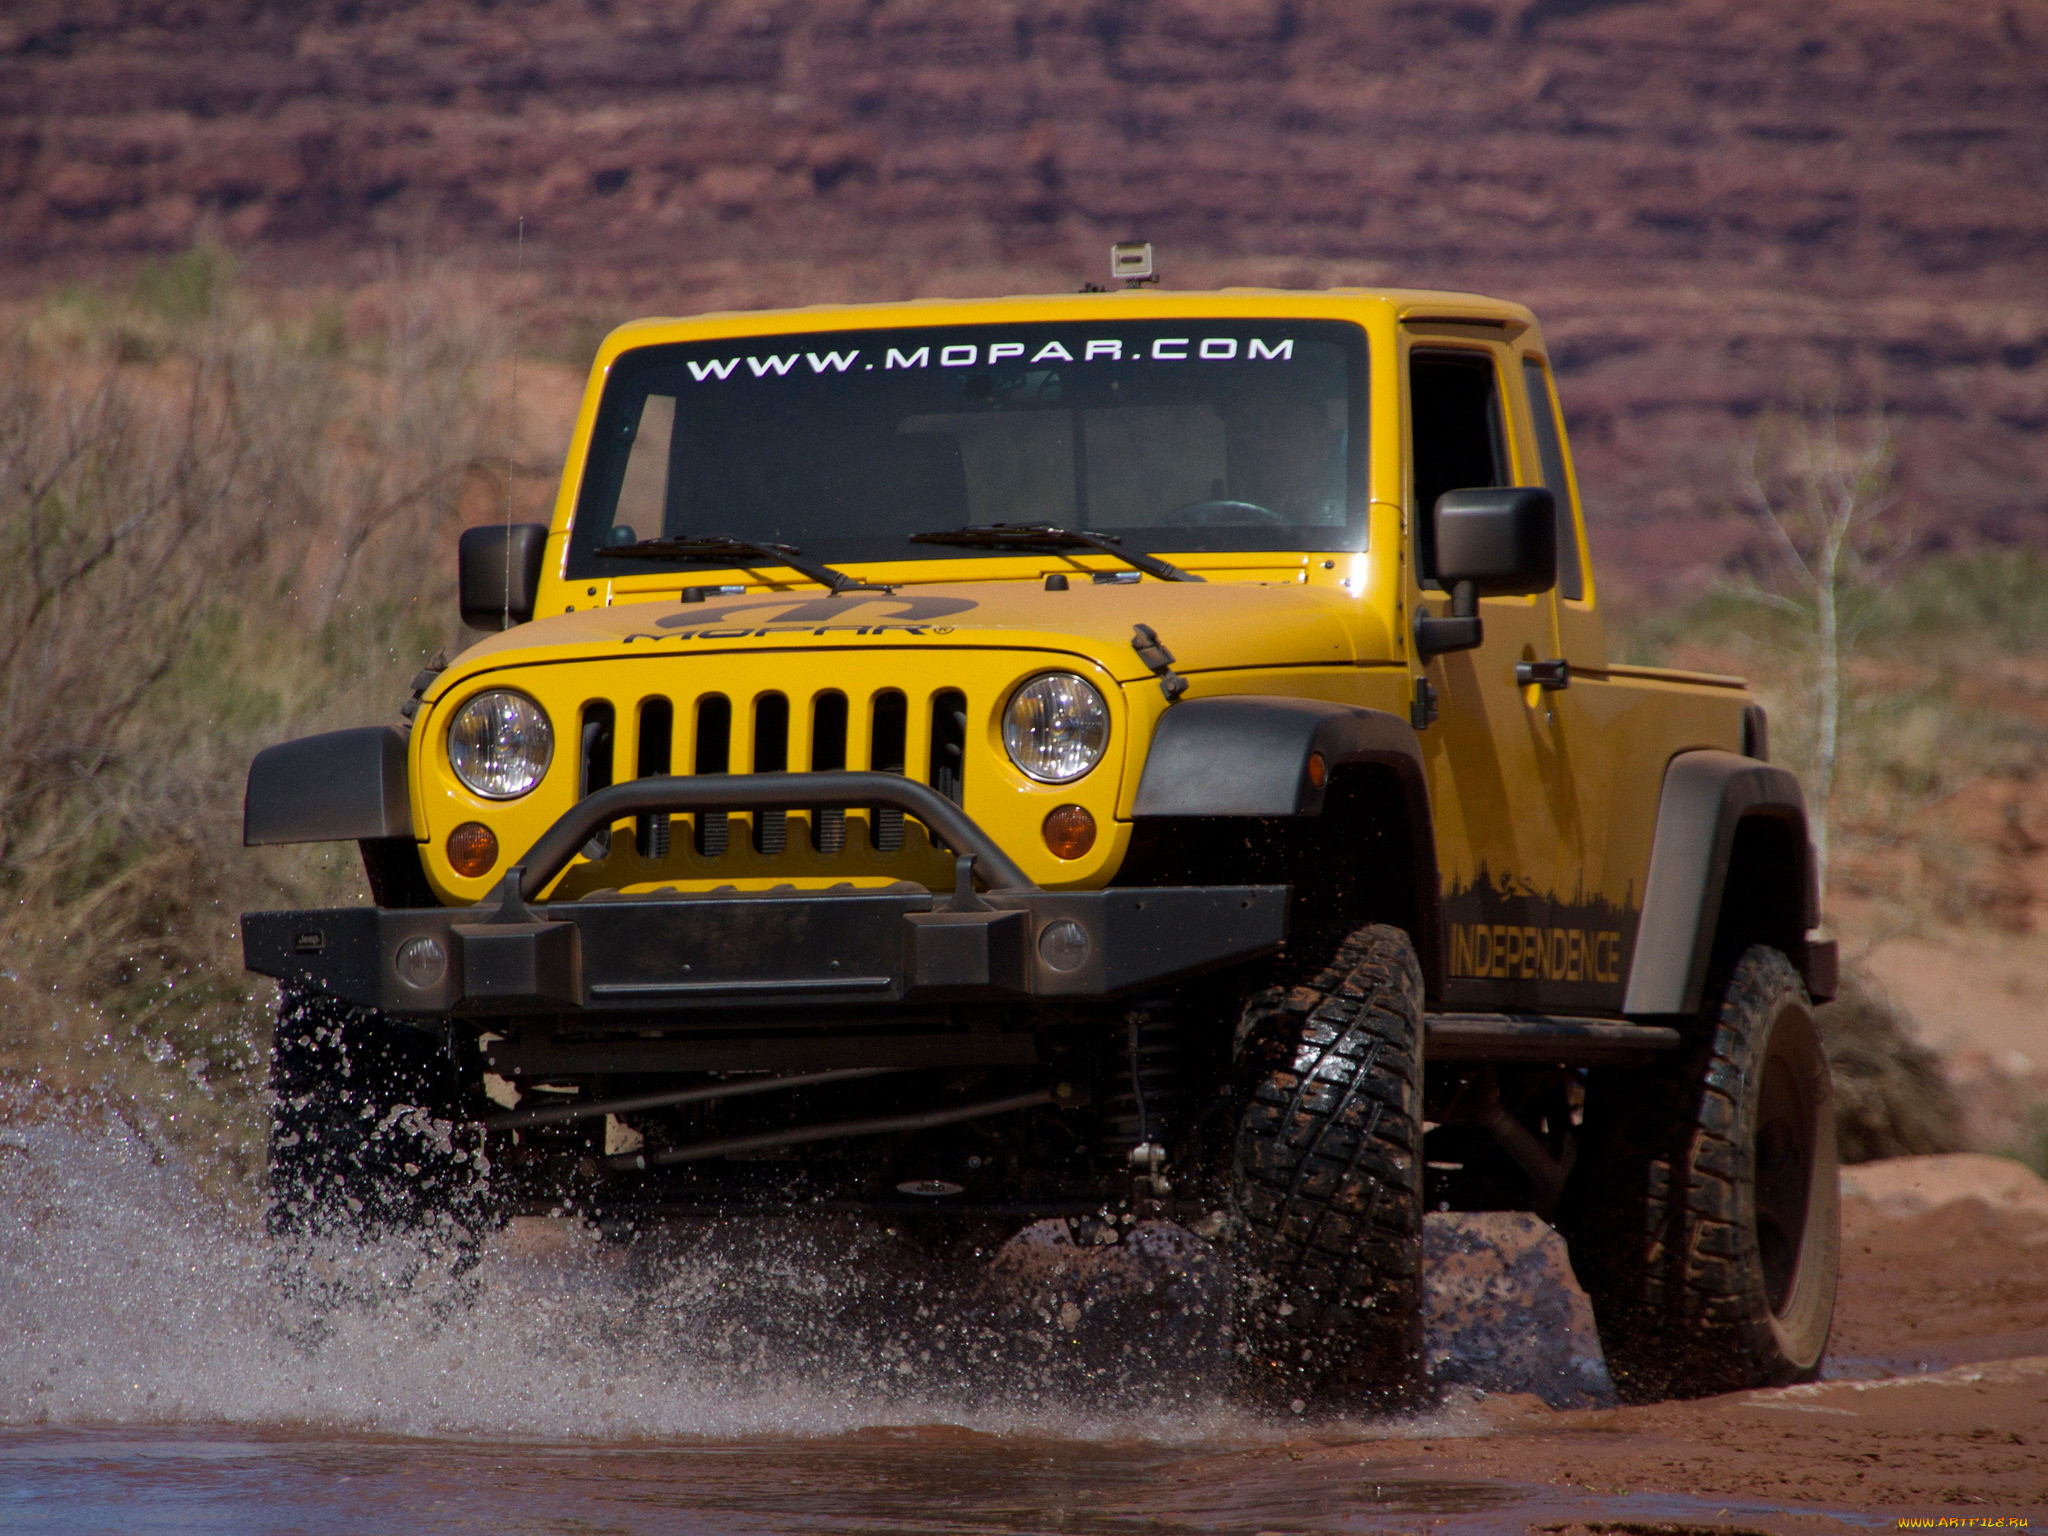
1516;658;1571;691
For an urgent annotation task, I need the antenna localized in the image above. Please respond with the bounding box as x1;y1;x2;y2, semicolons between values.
503;215;523;631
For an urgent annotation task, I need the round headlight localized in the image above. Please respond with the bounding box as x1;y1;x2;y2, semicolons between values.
448;690;553;799
1003;673;1110;784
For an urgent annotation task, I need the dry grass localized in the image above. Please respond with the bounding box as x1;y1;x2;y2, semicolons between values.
1613;550;2048;937
0;250;520;1201
1614;551;2048;1166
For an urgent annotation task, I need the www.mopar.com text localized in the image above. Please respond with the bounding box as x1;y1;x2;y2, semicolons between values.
680;336;1299;382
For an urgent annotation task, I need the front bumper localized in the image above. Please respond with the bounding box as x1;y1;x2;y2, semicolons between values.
242;880;1288;1020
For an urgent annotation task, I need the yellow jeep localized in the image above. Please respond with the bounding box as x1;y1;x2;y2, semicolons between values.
244;279;1840;1409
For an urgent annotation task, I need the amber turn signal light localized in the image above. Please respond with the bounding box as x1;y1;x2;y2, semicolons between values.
447;821;498;878
1306;751;1327;788
1042;804;1097;860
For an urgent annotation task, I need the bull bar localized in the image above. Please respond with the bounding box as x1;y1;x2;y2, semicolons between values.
242;770;1289;1023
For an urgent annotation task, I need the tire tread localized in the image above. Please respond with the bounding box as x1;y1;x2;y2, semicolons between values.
1229;924;1426;1409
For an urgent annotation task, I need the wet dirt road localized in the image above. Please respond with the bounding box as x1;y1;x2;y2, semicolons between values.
0;1418;1922;1536
2;1121;2045;1534
5;1359;2041;1536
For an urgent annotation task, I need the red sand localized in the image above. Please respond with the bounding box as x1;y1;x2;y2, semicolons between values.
1296;1155;2048;1524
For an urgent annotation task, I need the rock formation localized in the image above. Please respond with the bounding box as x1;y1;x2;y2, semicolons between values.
4;0;2045;585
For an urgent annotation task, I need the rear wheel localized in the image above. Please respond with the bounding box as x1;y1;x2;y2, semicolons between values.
1564;945;1839;1400
1227;924;1427;1412
268;989;489;1248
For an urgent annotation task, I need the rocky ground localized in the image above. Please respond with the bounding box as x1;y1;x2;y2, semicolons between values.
487;1150;2048;1522
1305;1356;2047;1524
1303;1153;2048;1521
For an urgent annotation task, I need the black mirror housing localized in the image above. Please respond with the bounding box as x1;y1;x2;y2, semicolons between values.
459;523;550;630
1432;487;1557;597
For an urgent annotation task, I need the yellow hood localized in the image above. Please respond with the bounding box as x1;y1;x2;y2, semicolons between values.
427;575;1390;702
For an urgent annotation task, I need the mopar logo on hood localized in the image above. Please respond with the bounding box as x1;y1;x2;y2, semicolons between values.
623;591;980;643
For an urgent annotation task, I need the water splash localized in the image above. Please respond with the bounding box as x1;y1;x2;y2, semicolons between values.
0;1108;1609;1441
0;1111;1249;1440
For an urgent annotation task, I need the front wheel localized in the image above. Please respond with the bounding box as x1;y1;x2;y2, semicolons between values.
1226;924;1427;1412
1563;945;1839;1400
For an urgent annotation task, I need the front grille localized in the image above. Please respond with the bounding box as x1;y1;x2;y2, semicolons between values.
572;685;970;871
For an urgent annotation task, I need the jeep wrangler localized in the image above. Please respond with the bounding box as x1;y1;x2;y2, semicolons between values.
244;278;1840;1410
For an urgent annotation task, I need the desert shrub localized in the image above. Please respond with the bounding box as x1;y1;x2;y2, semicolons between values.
1615;547;2048;934
2009;1101;2048;1180
132;245;235;324
1816;969;1964;1163
0;257;511;1200
1877;547;2048;653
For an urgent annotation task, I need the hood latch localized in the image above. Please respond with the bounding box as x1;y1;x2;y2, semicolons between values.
1131;624;1189;703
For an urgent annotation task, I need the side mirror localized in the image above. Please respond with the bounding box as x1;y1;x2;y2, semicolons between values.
1435;486;1557;596
1415;487;1557;658
459;523;549;630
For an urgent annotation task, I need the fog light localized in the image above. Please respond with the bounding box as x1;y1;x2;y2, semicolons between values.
395;935;448;989
447;821;498;878
1038;919;1091;973
1042;804;1097;859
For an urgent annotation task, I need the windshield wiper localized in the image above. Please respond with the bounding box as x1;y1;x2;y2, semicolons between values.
595;535;892;594
907;524;1203;583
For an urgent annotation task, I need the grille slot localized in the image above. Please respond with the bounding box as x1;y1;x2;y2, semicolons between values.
752;693;790;855
929;688;966;805
693;695;731;857
869;690;907;852
810;692;849;853
635;698;673;858
580;702;615;859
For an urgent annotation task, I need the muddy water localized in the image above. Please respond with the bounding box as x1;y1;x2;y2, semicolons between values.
2;1424;1892;1535
0;1427;1520;1534
0;1113;1877;1534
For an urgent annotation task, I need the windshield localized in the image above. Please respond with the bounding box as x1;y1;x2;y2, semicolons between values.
565;318;1366;578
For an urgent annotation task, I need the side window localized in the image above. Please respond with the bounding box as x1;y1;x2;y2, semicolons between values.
1409;349;1506;581
1522;357;1586;601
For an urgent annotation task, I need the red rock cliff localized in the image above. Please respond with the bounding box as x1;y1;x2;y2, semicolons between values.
4;0;2045;581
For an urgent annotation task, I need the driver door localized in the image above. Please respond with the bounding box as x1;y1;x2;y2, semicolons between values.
1406;335;1593;1011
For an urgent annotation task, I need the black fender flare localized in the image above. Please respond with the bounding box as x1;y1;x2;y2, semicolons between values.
1131;695;1441;987
244;725;415;846
1132;696;1427;819
1622;748;1827;1015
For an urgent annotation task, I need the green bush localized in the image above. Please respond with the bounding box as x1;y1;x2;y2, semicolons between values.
131;244;234;323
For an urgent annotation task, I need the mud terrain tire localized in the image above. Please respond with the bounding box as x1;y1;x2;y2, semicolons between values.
1565;945;1839;1401
268;989;487;1246
1228;923;1426;1412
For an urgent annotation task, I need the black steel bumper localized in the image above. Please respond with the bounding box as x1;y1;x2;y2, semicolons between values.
243;770;1287;1020
242;880;1288;1019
